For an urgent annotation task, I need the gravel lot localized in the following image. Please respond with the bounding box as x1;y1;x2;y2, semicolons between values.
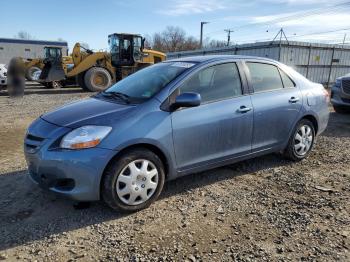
0;84;349;261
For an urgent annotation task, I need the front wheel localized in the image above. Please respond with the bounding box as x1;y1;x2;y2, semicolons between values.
284;119;315;161
84;67;112;92
102;149;165;212
26;66;41;81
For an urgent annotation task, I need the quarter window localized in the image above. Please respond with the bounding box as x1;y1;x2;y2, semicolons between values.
279;69;295;88
180;63;242;103
247;62;284;92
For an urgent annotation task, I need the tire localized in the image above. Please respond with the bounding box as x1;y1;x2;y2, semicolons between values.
76;72;89;91
84;67;112;92
25;66;41;81
102;148;165;212
333;105;350;114
283;119;315;161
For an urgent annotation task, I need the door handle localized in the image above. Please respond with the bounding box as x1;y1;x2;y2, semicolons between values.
237;106;252;113
289;97;300;103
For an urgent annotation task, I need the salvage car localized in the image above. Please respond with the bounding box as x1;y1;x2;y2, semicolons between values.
24;55;330;211
331;73;350;113
0;64;7;86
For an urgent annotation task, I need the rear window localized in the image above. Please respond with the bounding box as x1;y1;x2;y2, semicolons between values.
247;62;284;92
279;69;295;88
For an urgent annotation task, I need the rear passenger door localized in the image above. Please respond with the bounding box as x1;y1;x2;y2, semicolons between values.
171;62;253;170
245;62;302;151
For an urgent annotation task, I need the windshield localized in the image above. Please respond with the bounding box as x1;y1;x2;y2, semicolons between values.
104;62;196;102
45;48;61;59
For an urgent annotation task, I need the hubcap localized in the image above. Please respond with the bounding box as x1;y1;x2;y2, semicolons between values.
93;73;108;87
294;125;313;156
116;159;159;206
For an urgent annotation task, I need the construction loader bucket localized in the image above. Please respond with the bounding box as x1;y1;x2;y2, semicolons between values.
39;60;65;82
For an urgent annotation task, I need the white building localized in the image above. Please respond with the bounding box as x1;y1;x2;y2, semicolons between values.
167;40;350;86
0;38;68;65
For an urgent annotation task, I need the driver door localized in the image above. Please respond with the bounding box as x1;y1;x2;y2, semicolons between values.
171;62;253;171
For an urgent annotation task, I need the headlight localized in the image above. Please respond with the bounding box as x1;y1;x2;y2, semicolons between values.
335;78;341;87
60;126;112;149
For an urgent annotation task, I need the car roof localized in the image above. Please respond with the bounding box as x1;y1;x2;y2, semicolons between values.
167;55;278;64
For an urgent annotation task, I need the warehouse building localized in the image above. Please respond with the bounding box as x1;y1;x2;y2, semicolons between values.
0;38;68;65
167;40;350;87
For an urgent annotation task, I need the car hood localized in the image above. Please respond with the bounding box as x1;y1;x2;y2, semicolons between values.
41;97;136;128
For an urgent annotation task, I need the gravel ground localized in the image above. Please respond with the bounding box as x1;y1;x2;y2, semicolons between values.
0;86;349;261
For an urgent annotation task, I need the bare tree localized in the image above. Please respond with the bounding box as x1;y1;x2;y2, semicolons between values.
149;26;200;53
143;34;153;49
205;39;227;48
147;26;226;53
182;36;200;51
14;31;34;40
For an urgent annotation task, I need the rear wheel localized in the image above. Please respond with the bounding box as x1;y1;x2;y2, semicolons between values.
84;67;112;92
102;148;165;212
284;119;315;161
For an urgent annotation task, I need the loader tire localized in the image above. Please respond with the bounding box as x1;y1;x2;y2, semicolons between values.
77;72;89;91
84;67;112;92
25;66;41;81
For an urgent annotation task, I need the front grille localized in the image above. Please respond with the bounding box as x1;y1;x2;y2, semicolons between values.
27;134;44;142
342;79;350;95
25;133;45;153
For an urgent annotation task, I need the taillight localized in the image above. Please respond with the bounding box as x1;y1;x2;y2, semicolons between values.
323;89;330;103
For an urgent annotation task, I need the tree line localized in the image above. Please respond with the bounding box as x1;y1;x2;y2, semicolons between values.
14;26;228;53
145;26;227;53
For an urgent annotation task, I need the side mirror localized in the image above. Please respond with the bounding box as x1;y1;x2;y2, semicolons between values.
171;92;201;110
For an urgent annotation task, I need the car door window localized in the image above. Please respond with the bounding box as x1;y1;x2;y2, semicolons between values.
247;62;284;92
279;69;295;88
179;63;242;103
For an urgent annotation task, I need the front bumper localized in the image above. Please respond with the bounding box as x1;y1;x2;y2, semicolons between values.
26;147;116;201
24;118;116;201
331;85;350;107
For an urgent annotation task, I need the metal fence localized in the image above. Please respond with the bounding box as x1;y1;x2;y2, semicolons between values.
167;40;350;87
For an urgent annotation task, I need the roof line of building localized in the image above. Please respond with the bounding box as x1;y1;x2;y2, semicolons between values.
168;40;350;55
0;38;67;47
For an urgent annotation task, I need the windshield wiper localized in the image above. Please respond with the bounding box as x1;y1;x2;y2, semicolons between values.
101;91;131;104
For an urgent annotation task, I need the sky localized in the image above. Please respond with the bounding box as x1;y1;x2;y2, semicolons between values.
1;0;350;51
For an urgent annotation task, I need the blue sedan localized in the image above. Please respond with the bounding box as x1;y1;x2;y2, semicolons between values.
24;55;330;211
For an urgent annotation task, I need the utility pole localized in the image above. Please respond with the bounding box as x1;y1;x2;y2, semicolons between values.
224;29;234;46
200;22;209;49
342;33;347;48
271;28;289;61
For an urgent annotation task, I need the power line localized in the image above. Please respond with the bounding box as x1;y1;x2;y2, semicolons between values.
203;1;350;37
224;27;350;45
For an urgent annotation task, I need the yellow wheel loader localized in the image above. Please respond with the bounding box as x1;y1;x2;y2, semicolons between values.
38;33;166;92
23;47;72;82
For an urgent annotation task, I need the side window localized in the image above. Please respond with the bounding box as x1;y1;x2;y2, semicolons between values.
247;62;284;92
279;69;295;88
180;63;242;103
